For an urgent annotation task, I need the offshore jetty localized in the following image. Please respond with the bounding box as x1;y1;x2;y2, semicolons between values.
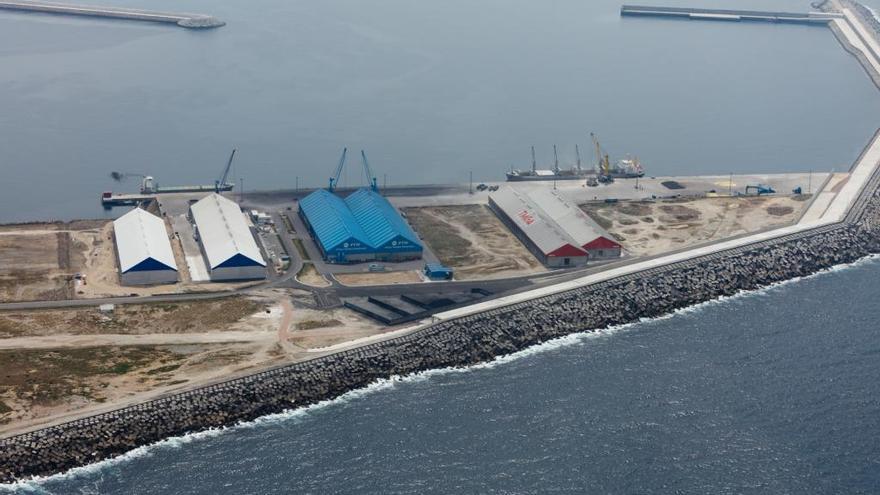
620;4;839;23
0;0;224;28
4;1;880;484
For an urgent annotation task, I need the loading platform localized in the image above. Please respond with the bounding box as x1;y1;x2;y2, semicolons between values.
620;5;841;24
0;0;225;28
101;184;231;207
101;193;152;207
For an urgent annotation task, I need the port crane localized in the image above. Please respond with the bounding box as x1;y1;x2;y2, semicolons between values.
575;145;582;173
591;132;614;184
360;150;379;192
328;147;348;192
109;171;158;194
215;149;236;193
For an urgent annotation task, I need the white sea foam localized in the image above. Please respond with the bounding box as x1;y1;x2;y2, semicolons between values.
4;254;879;491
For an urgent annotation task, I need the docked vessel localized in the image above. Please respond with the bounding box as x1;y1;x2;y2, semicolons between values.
506;145;590;182
505;140;645;182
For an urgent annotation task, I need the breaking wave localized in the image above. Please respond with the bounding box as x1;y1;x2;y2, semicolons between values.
3;254;879;492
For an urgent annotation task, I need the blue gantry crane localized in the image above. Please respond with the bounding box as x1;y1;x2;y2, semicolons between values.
328;147;348;192
328;148;379;193
215;149;236;193
360;150;379;192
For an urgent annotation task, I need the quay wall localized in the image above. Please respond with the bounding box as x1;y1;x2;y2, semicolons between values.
3;152;880;482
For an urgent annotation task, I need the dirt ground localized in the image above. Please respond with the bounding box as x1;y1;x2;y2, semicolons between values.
0;289;389;434
334;271;423;286
0;221;106;302
581;196;808;257
403;205;546;279
0;297;267;338
286;289;388;349
297;263;331;287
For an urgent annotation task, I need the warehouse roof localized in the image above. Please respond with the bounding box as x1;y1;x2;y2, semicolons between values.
191;194;266;269
528;188;621;250
299;189;372;252
113;208;177;273
489;187;587;257
300;188;422;252
344;189;421;249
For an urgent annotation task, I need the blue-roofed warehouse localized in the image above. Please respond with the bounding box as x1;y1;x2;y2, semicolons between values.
299;188;423;263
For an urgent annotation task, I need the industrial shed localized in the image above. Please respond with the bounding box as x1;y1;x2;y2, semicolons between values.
113;207;178;285
190;193;266;281
489;187;621;268
488;188;589;268
299;188;423;263
528;189;622;259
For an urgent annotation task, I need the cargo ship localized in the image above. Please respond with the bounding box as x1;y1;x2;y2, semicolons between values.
506;142;644;182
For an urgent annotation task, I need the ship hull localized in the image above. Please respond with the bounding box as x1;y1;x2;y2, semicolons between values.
505;172;644;182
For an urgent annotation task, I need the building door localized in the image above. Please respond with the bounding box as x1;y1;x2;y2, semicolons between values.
564;258;571;266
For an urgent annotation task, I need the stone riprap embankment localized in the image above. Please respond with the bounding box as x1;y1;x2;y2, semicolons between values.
2;160;880;482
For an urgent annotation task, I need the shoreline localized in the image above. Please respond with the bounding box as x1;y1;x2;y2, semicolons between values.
3;192;880;482
9;251;879;489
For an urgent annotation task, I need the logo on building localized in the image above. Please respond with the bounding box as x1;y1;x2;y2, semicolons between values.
518;209;536;225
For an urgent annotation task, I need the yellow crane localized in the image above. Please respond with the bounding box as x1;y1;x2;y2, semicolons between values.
590;132;613;183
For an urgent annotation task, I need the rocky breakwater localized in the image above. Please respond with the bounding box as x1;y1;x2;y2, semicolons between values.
3;181;880;482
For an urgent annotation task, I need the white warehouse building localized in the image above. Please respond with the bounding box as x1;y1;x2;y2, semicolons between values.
113;208;179;286
190;193;267;281
488;187;622;268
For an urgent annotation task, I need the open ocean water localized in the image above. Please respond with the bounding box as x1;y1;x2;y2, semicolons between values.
0;0;879;221
4;256;880;494
1;0;880;493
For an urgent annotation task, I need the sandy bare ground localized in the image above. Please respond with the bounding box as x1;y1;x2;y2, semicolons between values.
0;289;387;435
403;205;546;280
581;196;808;257
0;331;275;349
334;271;423;286
0;221;105;302
0;294;285;433
296;263;331;287
286;289;386;349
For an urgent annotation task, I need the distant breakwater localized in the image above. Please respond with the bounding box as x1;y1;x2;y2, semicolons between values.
0;1;224;29
3;147;880;482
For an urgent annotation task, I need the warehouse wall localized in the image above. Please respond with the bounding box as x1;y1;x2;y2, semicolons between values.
120;269;178;286
209;265;266;281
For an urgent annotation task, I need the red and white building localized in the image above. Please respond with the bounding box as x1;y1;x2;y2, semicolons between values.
488;187;621;268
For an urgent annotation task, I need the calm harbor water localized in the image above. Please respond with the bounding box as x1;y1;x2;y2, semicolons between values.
7;257;880;494
0;0;879;221
2;1;880;493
